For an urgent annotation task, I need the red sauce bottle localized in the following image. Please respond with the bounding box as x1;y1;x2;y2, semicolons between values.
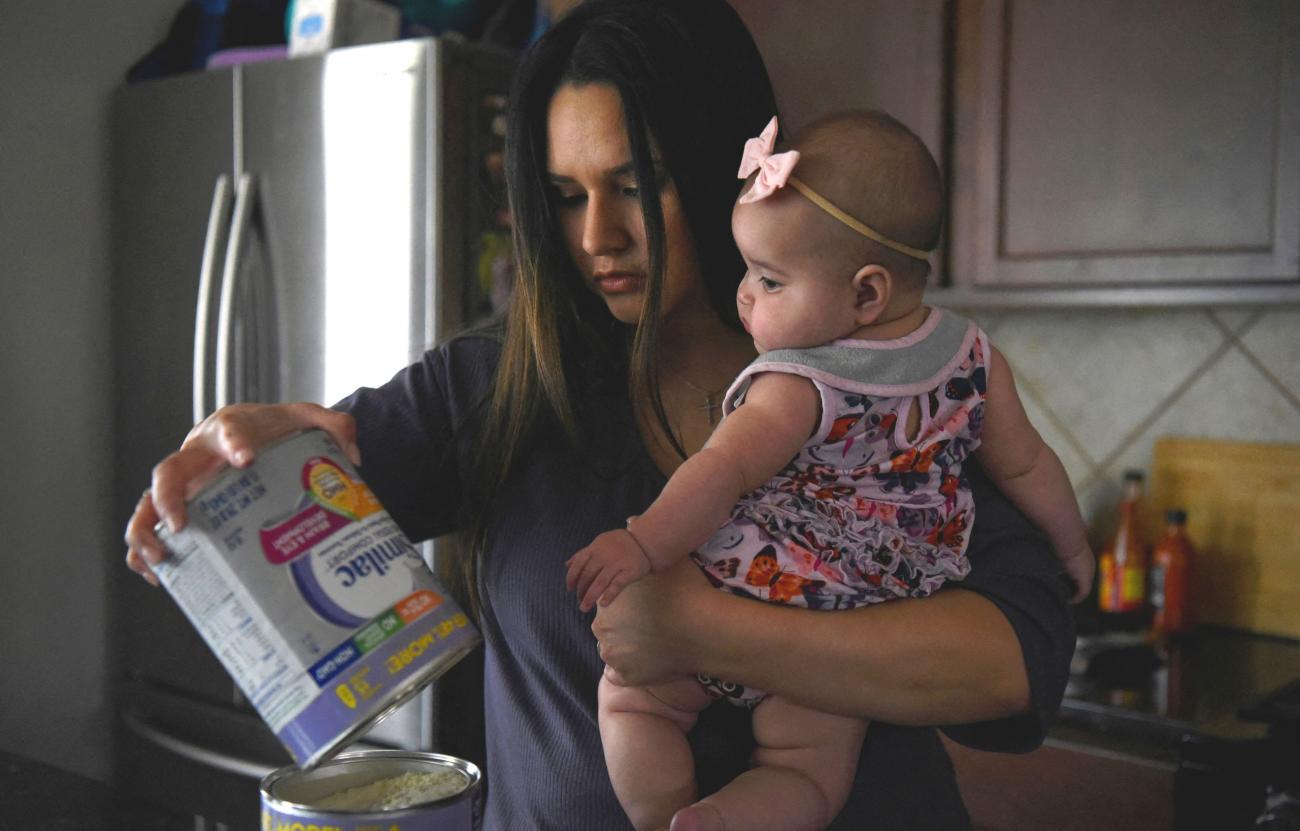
1150;509;1195;635
1099;471;1148;615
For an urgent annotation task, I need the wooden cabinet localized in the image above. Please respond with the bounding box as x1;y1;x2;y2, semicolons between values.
945;0;1299;304
735;0;1300;306
729;0;946;156
942;734;1176;831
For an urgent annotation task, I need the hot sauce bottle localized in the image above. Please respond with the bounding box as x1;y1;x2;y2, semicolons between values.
1098;470;1148;617
1150;508;1195;636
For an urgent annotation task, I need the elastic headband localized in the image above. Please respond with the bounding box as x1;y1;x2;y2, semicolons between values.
737;116;931;262
786;177;930;261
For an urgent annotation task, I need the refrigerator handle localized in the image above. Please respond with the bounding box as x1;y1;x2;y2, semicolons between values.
193;175;234;424
123;711;392;781
122;712;277;780
216;173;255;410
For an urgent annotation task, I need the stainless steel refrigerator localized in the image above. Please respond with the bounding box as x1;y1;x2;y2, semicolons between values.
108;37;514;829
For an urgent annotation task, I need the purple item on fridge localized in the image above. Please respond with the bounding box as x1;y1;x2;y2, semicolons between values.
207;45;289;68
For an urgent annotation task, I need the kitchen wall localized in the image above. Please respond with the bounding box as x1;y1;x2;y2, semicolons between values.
966;307;1300;542
0;1;178;782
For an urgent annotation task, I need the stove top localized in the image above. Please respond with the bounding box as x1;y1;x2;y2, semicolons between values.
1241;676;1300;730
1063;627;1300;743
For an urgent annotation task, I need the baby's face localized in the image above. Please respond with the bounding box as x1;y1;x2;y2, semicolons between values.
731;193;863;353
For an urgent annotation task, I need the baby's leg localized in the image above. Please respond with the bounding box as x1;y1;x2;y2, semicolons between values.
599;672;714;831
671;695;868;831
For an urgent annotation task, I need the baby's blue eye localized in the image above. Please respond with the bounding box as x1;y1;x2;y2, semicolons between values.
758;276;781;292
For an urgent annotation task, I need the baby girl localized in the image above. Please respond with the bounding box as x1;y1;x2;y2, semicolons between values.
567;110;1093;831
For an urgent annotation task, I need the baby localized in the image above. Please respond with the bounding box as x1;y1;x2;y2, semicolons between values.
566;110;1094;831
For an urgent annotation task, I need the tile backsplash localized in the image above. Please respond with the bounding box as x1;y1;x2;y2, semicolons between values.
958;306;1300;543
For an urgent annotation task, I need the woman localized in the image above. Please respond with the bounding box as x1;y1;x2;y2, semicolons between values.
124;1;1074;827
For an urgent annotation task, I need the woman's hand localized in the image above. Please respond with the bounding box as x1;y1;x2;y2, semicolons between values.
591;558;716;687
123;402;359;585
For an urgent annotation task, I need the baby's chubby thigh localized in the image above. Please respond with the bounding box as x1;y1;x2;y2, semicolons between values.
598;675;714;829
750;695;870;809
598;672;714;732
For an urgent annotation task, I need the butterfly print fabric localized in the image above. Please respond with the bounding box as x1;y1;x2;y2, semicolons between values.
692;310;989;614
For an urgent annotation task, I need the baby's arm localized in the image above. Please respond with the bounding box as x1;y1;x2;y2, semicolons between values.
975;347;1095;602
566;371;820;612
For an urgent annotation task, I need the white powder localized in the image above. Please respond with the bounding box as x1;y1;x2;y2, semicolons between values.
314;769;466;811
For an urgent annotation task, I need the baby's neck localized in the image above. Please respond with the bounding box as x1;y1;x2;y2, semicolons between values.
850;301;930;341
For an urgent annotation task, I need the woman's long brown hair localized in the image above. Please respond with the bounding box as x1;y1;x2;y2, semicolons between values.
459;0;777;618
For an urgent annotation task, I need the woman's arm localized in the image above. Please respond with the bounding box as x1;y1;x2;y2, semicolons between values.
597;565;1027;723
593;461;1075;737
125;337;495;584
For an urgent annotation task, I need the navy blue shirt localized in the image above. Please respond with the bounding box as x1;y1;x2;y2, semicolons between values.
340;334;1075;830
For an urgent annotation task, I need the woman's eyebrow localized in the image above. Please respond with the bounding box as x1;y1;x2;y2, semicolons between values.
548;160;663;184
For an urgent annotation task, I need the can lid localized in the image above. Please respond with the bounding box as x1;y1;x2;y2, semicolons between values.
1165;508;1187;524
261;750;480;814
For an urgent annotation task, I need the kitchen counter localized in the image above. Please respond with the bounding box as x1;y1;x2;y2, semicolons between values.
0;748;196;830
1058;625;1300;761
948;626;1300;831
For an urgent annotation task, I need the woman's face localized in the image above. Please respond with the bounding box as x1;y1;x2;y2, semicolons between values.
546;82;706;326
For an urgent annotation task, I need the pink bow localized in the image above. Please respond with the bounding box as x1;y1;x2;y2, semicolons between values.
737;116;801;204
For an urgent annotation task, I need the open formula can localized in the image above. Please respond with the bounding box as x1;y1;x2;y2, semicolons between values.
153;428;480;769
261;750;480;831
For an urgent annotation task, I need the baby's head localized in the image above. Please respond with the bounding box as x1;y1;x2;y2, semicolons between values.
732;110;943;352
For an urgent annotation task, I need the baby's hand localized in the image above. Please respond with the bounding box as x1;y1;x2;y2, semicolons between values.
1059;543;1096;603
565;529;652;613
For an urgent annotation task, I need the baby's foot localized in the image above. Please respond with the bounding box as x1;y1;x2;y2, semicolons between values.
669;802;725;831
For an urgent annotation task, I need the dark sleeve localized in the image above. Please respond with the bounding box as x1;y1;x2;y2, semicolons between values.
332;335;498;544
939;458;1077;752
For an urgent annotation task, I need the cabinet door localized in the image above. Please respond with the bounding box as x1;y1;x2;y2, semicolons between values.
730;0;947;273
949;0;1299;290
730;0;945;154
943;735;1176;831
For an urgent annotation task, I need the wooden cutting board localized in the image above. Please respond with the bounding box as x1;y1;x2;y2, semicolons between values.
1148;438;1300;640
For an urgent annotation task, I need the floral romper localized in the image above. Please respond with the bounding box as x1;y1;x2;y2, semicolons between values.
692;308;990;706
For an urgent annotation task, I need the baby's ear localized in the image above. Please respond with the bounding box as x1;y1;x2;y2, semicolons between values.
851;264;892;325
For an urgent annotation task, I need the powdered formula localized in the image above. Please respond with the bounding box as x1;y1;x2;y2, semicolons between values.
154;429;480;768
261;750;480;831
315;770;465;810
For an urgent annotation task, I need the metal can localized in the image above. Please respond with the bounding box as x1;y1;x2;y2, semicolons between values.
153;428;480;768
261;750;480;830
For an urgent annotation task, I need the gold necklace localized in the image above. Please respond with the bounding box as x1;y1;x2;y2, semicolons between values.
673;374;726;426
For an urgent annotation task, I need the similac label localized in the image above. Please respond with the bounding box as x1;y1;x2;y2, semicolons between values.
154;430;480;768
260;456;422;627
